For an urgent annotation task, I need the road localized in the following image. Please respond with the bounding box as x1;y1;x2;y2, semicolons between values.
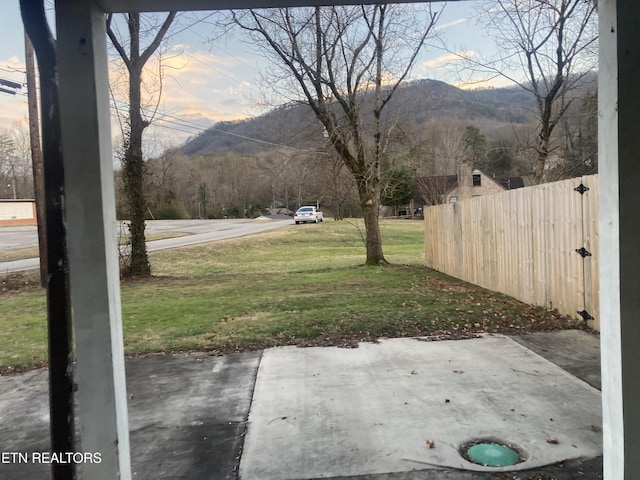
0;218;292;273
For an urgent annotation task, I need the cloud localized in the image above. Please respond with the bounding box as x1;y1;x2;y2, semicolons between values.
421;51;476;69
0;56;28;130
435;18;468;31
1;55;25;72
0;98;27;131
107;44;262;137
454;75;515;91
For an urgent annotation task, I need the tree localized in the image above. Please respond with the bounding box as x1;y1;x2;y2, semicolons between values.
230;5;439;265
0;133;17;197
462;126;487;167
316;152;356;220
0;125;35;199
475;0;598;183
420;119;467;176
486;143;517;177
107;12;177;276
416;176;455;207
381;167;415;216
144;146;185;217
558;89;597;179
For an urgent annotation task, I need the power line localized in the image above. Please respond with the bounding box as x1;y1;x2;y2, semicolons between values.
0;77;23;90
0;86;18;96
181;51;255;92
109;99;313;153
110;98;210;130
162;12;218;42
0;77;26;97
0;65;26;75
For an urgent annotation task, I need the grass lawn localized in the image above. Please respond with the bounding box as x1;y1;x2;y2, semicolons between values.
0;219;581;370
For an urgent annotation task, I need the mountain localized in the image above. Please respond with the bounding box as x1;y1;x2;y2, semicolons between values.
178;76;595;158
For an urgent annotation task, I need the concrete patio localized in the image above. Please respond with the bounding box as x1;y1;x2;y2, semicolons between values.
0;330;602;480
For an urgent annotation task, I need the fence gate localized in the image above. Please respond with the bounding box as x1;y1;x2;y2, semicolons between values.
424;174;599;331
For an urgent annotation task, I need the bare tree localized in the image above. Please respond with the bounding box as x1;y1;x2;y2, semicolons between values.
230;5;439;265
0;133;17;198
319;153;356;220
434;120;466;175
259;153;297;212
107;12;177;276
145;146;180;214
474;0;598;183
0;125;34;199
416;176;456;206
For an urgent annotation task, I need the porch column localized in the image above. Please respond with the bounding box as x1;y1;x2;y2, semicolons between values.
56;1;132;478
599;0;640;478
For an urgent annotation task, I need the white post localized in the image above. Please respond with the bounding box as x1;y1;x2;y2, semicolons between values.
599;0;640;478
56;1;132;478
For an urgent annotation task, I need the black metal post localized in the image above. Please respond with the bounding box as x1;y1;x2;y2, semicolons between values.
20;2;76;479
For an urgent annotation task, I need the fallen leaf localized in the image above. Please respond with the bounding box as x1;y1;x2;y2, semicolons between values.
546;436;559;444
410;370;418;375
128;394;134;401
426;439;435;449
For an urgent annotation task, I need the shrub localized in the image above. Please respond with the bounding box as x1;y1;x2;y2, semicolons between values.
154;202;191;220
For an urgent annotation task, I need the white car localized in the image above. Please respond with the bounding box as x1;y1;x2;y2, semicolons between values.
294;206;324;224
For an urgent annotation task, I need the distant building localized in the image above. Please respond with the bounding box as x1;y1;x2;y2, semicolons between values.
0;199;37;227
416;163;524;207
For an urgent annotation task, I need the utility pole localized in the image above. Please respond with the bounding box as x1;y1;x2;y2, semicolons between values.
25;31;47;287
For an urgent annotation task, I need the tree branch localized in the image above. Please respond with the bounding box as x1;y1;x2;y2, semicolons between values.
107;13;133;72
139;11;177;67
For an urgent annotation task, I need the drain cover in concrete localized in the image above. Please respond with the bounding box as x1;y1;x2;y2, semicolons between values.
464;441;522;467
240;335;602;479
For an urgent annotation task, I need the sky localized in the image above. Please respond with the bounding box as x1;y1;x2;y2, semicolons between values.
0;1;510;148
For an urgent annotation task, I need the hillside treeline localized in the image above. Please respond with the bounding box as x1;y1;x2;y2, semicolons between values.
114;80;596;220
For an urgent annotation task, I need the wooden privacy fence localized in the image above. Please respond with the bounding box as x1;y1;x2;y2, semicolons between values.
424;174;599;331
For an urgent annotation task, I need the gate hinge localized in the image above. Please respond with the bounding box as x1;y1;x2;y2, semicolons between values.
577;310;594;322
575;247;592;258
574;184;589;195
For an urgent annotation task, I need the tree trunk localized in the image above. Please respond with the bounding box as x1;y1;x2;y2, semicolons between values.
533;135;551;184
123;66;151;276
357;179;386;266
107;11;175;277
361;202;385;266
332;201;343;221
533;152;547;184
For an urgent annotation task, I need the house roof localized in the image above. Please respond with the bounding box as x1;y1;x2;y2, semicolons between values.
416;175;458;194
495;177;525;190
415;171;525;205
417;172;525;194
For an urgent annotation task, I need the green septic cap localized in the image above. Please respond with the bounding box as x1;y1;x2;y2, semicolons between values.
466;442;521;467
